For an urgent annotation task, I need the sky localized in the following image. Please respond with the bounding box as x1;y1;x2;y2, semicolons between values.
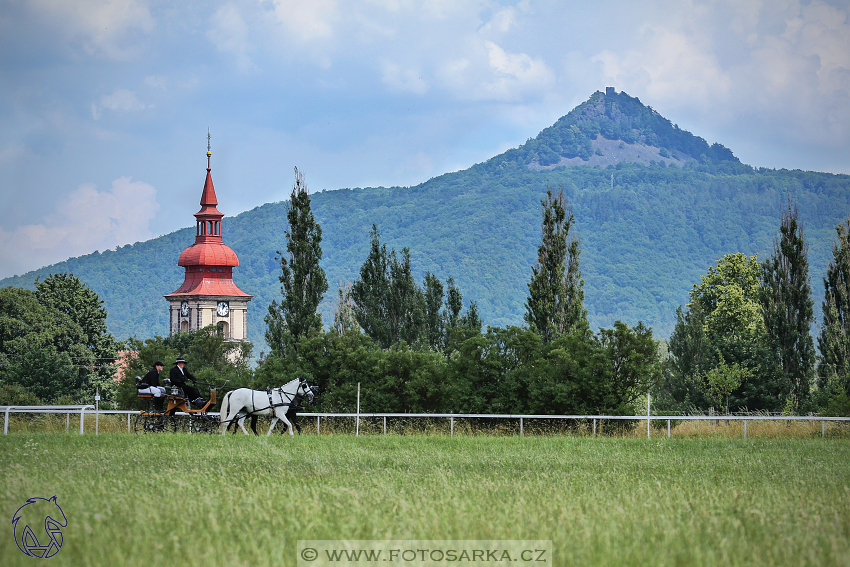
1;0;849;280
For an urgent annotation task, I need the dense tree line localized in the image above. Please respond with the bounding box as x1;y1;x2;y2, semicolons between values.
3;194;850;418
659;202;850;415
2;89;850;416
0;274;118;404
252;182;661;418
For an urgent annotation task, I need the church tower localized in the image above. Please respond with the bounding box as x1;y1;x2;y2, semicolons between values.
164;139;252;341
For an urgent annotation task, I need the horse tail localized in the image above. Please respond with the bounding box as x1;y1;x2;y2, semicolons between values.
219;390;232;434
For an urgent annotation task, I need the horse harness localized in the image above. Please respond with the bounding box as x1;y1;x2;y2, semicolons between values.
221;381;312;427
254;386;299;416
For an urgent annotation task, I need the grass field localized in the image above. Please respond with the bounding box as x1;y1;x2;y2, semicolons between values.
1;433;849;567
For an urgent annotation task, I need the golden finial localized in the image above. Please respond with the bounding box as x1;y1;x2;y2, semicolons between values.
206;129;211;168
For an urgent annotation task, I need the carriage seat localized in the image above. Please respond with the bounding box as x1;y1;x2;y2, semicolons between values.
135;376;154;397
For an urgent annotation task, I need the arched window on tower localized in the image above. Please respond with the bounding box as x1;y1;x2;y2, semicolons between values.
217;321;229;338
181;320;189;332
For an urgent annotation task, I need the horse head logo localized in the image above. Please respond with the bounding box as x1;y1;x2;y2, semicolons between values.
12;496;67;558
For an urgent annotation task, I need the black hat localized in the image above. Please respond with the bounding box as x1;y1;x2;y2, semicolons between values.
175;357;186;364
154;360;165;367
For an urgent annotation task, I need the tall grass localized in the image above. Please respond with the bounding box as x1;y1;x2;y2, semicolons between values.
1;434;848;567
3;412;848;438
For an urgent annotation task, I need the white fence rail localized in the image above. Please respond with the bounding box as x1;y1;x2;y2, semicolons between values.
1;407;192;435
300;412;850;439
3;407;849;437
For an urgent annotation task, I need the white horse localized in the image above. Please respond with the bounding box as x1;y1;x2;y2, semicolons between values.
219;377;314;436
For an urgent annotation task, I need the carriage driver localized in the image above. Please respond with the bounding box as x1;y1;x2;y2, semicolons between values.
170;357;206;407
137;361;167;411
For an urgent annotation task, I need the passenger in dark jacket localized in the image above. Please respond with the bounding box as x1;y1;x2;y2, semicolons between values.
138;360;166;410
169;357;205;407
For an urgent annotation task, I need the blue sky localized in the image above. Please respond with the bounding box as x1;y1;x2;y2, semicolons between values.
1;0;848;279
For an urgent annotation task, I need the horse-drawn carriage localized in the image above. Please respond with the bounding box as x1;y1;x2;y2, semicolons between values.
134;377;220;434
134;376;316;436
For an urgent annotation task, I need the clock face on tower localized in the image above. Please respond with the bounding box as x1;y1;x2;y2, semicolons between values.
216;301;230;317
180;301;189;317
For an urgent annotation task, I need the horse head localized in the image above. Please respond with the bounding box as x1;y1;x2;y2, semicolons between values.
298;376;315;404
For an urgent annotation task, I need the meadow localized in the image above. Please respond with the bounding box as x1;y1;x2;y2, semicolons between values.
2;429;849;567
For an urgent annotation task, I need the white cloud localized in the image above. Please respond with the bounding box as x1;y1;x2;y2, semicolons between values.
780;1;850;95
29;0;155;59
0;177;159;278
440;40;554;102
207;3;258;73
101;89;148;112
722;1;850;146
144;75;168;90
478;6;519;34
267;0;336;41
381;60;428;94
91;89;149;120
591;26;732;107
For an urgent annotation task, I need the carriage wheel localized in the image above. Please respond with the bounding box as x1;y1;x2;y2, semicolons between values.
134;412;166;434
133;413;148;434
189;413;220;434
167;414;187;433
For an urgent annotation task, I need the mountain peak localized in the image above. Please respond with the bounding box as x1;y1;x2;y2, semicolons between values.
494;89;739;171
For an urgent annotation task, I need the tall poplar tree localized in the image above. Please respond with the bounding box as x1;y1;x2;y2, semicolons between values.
818;216;850;399
762;200;815;408
332;281;359;335
524;187;587;343
388;247;426;346
445;277;463;331
265;167;328;354
350;225;391;348
423;273;445;350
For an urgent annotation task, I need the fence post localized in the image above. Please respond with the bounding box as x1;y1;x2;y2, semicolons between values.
822;419;825;437
3;407;11;435
593;418;596;437
317;415;320;435
450;416;454;437
667;419;671;438
744;419;747;439
383;416;386;435
79;408;86;435
127;413;131;433
356;382;360;437
520;417;523;436
647;393;651;439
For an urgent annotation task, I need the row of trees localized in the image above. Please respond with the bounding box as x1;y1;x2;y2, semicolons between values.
255;178;660;415
661;200;850;415
265;170;850;416
3;168;849;418
0;274;118;404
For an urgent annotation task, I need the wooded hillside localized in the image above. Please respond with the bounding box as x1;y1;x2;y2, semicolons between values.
3;90;849;348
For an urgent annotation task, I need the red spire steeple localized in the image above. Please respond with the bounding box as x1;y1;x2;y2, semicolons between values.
164;137;252;299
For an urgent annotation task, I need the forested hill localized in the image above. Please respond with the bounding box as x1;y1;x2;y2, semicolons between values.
3;90;849;348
